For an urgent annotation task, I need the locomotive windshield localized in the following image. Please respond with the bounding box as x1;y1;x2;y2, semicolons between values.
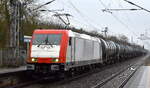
32;34;62;45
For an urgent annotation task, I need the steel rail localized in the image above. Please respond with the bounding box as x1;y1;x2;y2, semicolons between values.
118;64;143;88
91;63;141;88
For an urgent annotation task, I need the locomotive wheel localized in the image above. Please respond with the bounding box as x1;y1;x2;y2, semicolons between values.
65;69;75;78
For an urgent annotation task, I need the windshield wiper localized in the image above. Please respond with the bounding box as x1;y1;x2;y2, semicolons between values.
45;36;53;48
37;40;44;47
37;35;48;47
37;44;41;47
36;40;42;47
49;43;53;48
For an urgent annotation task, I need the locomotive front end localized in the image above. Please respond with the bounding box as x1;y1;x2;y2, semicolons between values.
27;30;69;73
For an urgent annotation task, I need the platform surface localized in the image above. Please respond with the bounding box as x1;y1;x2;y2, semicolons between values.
0;66;26;74
124;66;150;88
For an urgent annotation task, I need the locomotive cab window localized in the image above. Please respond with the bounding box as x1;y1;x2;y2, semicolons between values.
32;34;62;45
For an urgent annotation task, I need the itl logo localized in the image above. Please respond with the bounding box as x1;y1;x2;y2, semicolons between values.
40;45;54;49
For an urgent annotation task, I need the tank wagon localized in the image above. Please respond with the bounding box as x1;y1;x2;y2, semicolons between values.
27;29;146;74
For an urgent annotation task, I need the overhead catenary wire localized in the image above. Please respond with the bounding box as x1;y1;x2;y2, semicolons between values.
53;13;72;27
58;0;104;32
66;0;102;31
98;0;138;37
26;0;56;22
40;9;72;28
51;0;96;30
35;0;72;28
102;8;142;12
124;0;150;13
32;0;56;11
111;0;150;41
99;0;149;47
112;0;132;25
113;0;133;27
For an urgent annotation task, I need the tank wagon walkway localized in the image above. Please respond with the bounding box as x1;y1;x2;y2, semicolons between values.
124;55;150;88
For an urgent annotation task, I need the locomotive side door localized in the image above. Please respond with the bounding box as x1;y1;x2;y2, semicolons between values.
70;37;75;65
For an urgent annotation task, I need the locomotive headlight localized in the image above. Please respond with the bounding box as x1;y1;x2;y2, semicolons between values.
31;58;37;62
55;58;59;62
53;58;59;62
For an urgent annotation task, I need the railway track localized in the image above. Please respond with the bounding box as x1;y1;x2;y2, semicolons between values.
8;67;105;88
92;65;139;88
4;63;115;88
0;70;26;88
7;76;54;88
118;67;138;88
3;64;140;88
91;58;145;88
4;55;149;88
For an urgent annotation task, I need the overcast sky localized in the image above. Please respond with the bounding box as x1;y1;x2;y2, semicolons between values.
37;0;150;50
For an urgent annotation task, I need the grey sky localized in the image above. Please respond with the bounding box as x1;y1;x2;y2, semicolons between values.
37;0;150;50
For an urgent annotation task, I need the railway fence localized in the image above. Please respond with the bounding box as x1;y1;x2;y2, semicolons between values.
0;48;27;67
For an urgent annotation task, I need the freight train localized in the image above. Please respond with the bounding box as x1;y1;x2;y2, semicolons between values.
26;29;146;75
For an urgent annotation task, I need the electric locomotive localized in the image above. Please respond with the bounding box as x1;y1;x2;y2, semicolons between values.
27;29;146;74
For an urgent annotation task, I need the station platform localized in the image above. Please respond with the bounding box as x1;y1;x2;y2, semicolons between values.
0;66;26;75
124;66;150;88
